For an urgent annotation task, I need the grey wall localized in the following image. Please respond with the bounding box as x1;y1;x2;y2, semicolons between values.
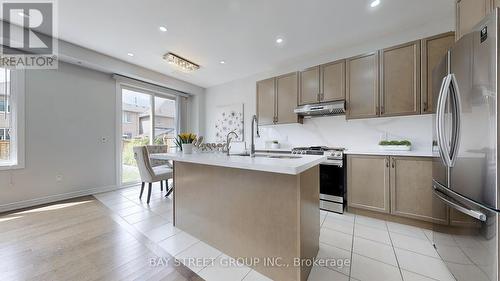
0;62;117;210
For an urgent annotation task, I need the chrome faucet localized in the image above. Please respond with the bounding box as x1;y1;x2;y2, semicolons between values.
251;115;260;157
226;131;238;156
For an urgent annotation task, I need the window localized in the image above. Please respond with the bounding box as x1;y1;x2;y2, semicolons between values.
122;112;132;123
0;68;25;169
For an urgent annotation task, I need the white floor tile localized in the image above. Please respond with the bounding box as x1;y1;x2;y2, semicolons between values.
353;236;397;266
316;242;351;276
198;254;251;281
132;215;169;232
354;224;391;245
386;222;428;240
115;205;146;217
243;269;273;281
355;215;387;230
320;228;353;252
174;241;222;273
432;232;458;247
390;233;439;258
158;231;199;256
350;254;402;281
435;244;472;264
327;212;356;223
395;248;455;281
322;215;354;235
143;222;182;242
307;265;349;281
445;262;490;281
122;211;157;224
401;270;438;281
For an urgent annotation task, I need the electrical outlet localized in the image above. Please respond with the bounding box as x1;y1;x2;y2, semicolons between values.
56;175;63;182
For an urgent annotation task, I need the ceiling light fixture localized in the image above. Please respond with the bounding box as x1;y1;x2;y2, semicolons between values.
220;60;226;64
127;53;134;57
163;53;200;72
370;0;380;8
276;37;284;44
159;26;167;32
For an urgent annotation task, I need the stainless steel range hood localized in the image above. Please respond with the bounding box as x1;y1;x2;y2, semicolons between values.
294;101;345;117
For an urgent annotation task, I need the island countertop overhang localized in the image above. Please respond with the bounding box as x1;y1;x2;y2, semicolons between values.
150;152;327;175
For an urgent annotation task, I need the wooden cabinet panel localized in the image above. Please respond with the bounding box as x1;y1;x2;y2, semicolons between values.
256;78;276;125
390;157;448;224
276;72;299;124
347;155;390;213
346;52;379;119
321;60;345;102
421;32;455;114
456;0;490;40
299;66;320;105
380;41;421;116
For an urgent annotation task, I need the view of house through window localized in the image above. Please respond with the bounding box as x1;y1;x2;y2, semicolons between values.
121;87;177;183
0;68;11;163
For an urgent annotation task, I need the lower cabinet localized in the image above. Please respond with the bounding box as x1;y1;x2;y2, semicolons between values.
347;155;449;224
390;157;448;224
347;155;390;213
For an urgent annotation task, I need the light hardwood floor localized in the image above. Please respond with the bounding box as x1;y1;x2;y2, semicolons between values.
0;194;202;281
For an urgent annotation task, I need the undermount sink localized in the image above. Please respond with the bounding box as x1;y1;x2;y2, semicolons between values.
231;153;302;159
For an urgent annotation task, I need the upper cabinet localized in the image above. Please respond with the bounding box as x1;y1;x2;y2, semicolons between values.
421;32;455;114
321;60;346;102
257;72;301;125
256;78;276;125
257;31;455;121
346;52;379;119
299;66;320;105
380;41;421;117
299;60;345;105
276;72;300;124
456;0;497;41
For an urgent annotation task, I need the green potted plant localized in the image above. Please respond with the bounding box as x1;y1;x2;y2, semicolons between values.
378;140;412;151
175;133;197;154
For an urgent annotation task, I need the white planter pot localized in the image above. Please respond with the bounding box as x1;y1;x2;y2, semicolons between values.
378;145;411;151
182;143;193;154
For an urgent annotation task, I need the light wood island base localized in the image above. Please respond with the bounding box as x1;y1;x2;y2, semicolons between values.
173;162;320;281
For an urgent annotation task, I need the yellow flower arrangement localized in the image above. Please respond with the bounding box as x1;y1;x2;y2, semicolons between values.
175;133;196;150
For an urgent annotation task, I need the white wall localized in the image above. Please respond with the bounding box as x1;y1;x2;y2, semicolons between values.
0;62;116;210
204;18;453;153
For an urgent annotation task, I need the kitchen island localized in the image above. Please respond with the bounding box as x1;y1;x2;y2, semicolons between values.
151;152;326;281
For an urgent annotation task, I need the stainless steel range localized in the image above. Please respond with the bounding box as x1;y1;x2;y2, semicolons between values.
292;146;346;213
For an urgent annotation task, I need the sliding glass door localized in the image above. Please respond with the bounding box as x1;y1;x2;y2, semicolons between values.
120;87;177;184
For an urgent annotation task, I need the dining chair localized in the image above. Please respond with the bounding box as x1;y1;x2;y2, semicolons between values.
133;146;173;203
145;145;174;196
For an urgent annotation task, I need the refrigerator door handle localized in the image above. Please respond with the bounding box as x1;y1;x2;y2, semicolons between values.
449;73;462;167
436;74;453;167
433;188;487;222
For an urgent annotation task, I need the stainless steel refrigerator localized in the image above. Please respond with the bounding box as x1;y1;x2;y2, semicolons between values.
432;9;499;281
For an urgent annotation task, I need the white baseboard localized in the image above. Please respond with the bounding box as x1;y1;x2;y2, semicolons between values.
0;184;134;213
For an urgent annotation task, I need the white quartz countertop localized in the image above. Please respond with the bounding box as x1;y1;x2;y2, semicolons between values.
344;149;434;157
150;152;326;175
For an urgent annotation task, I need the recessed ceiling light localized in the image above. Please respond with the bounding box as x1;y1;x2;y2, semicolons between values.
220;60;226;64
370;0;380;8
276;37;284;44
127;53;134;57
159;26;167;32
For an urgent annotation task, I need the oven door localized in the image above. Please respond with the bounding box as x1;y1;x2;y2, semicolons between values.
320;160;345;203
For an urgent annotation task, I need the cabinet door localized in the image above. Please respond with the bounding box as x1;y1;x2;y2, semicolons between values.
321;60;345;102
276;72;299;124
256;78;276;125
456;0;490;40
347;155;390;213
390;157;448;224
421;32;455;114
299;66;320;105
380;41;421;116
346;52;379;119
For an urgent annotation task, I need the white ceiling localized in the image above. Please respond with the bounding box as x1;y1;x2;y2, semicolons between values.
56;0;454;88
